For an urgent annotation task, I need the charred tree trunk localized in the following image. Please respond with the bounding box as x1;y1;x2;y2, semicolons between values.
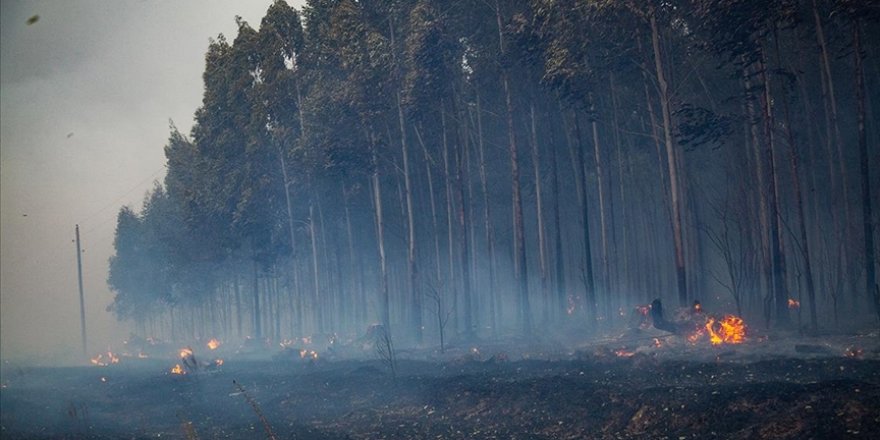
530;103;550;324
397;91;421;344
496;1;530;335
475;94;499;335
650;10;688;307
758;46;790;327
574;115;598;327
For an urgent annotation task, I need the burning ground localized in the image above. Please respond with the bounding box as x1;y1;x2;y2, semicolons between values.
2;329;879;439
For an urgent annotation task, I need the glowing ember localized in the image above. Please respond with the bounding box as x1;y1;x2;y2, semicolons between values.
788;298;800;309
693;301;702;313
614;349;636;358
207;338;221;350
636;304;651;316
566;295;577;315
704;315;746;345
170;364;185;375
299;349;318;360
845;347;863;358
90;351;120;366
180;348;194;359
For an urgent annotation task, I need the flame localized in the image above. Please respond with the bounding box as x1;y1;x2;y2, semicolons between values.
180;348;194;359
90;351;120;366
704;315;746;345
170;364;185;375
207;338;221;350
299;349;318;360
693;302;702;313
845;347;863;358
788;298;800;309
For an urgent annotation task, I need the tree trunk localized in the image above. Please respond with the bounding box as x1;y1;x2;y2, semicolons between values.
370;127;391;332
529;103;550;324
441;104;458;332
496;0;530;335
650;10;688;307
474;94;499;335
589;96;611;322
397;91;421;343
758;46;790;327
853;20;879;322
574;115;598;327
775;35;819;332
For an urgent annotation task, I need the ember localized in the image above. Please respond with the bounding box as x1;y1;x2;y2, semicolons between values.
788;298;800;309
90;351;120;366
207;338;221;350
180;347;194;359
614;349;636;358
299;349;318;360
170;364;185;375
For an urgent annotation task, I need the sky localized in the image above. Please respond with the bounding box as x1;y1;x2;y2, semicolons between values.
1;0;304;362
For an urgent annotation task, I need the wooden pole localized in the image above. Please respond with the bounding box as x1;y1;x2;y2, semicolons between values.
75;225;87;356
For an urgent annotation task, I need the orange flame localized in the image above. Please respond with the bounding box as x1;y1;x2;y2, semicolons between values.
207;338;220;350
299;349;318;360
788;298;800;309
90;351;120;366
705;315;746;345
180;348;193;359
170;364;185;375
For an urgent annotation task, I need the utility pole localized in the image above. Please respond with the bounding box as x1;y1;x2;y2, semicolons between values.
75;225;87;357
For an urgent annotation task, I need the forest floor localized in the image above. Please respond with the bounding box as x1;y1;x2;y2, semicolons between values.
2;328;879;439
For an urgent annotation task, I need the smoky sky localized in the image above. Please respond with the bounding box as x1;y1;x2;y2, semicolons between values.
0;0;304;362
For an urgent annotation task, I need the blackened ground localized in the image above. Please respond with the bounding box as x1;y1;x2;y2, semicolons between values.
2;340;879;439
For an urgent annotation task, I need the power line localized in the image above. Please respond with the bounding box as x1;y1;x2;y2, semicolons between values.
78;166;166;234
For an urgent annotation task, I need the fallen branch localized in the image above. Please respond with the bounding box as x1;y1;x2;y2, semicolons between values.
232;380;277;440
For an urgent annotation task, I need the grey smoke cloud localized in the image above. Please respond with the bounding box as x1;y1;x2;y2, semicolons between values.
1;0;303;362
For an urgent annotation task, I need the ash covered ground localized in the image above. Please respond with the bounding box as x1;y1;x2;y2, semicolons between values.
2;329;879;439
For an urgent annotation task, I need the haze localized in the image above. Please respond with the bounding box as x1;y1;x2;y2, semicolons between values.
0;0;300;362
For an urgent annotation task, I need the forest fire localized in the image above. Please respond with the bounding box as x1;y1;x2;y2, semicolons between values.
207;338;221;350
704;315;747;345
